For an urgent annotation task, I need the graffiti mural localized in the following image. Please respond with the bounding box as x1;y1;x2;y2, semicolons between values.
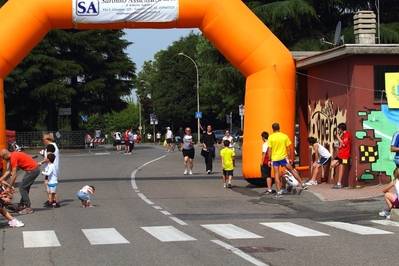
308;98;347;157
358;105;399;182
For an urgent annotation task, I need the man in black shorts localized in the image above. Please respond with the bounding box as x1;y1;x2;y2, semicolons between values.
181;127;196;175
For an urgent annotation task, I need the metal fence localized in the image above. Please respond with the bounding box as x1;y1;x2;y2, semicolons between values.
16;130;88;149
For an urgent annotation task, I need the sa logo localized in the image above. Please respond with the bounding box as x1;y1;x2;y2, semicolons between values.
76;0;100;16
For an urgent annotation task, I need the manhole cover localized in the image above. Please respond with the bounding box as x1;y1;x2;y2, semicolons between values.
239;246;285;253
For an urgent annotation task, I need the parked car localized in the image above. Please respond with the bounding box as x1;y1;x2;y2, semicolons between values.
213;130;226;144
213;128;239;144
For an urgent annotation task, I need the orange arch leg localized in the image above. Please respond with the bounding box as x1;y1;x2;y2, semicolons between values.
0;0;295;184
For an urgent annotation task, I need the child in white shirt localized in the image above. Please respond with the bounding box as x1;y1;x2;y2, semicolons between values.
41;153;60;208
77;185;95;208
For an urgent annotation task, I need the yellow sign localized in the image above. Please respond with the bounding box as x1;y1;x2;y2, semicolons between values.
385;73;399;108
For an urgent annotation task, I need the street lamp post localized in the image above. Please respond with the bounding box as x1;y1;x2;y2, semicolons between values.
136;94;142;135
140;80;156;142
178;52;200;143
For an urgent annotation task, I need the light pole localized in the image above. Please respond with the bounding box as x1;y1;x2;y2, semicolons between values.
178;52;200;143
140;80;156;142
136;94;142;135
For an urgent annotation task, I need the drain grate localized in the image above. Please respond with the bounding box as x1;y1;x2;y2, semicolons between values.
238;246;285;253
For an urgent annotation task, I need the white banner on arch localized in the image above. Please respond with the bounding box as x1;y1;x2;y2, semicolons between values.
73;0;179;24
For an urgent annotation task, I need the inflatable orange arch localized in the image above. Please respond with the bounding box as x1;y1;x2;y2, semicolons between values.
0;0;296;185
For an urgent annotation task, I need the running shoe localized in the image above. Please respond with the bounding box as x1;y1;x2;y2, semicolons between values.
306;180;318;186
276;191;283;198
189;170;193;175
301;183;308;190
8;218;24;228
379;210;390;217
43;202;53;208
184;170;188;175
332;184;343;189
18;207;33;215
54;203;61;208
228;183;232;188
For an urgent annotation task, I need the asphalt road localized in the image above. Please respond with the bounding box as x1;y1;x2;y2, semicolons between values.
0;145;397;266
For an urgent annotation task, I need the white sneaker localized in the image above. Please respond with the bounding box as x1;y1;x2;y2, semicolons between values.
306;180;318;186
379;210;390;217
8;218;24;228
184;170;188;175
189;170;193;175
223;183;227;188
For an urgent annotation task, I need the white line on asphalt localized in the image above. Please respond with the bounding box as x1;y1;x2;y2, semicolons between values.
261;222;330;237
202;224;263;239
170;217;188;225
137;193;154;205
319;221;394;235
142;226;196;242
23;230;61;248
130;154;189;225
371;220;399;227
82;228;130;245
211;240;269;266
131;155;166;189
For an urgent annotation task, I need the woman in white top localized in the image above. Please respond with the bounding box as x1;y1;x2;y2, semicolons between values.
222;129;234;150
379;167;399;219
306;137;332;185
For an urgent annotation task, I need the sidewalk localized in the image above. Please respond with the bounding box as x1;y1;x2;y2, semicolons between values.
304;182;384;202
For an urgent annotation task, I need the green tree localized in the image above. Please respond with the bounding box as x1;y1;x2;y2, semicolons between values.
3;26;136;131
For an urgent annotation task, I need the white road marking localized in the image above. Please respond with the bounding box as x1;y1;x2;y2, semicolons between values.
319;221;394;235
23;230;61;248
261;222;330;237
153;206;162;209
371;219;399;227
170;217;188;225
82;228;130;245
211;240;269;266
201;224;263;239
142;226;196;242
137;193;154;205
161;210;171;215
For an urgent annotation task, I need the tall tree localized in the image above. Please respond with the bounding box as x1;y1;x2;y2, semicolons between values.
3;29;136;131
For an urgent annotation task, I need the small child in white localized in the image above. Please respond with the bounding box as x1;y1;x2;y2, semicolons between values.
41;153;60;208
77;185;95;208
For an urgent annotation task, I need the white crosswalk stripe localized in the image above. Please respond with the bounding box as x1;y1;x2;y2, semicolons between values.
23;230;61;248
20;219;398;248
201;224;263;239
141;226;197;242
319;221;394;235
260;222;330;237
371;220;399;227
82;228;130;245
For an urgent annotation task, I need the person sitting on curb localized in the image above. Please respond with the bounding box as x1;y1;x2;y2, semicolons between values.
379;167;399;219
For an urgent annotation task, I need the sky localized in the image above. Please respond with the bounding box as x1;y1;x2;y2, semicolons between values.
123;28;201;73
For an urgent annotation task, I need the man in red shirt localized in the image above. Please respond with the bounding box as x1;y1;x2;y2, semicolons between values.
330;123;351;189
0;149;40;214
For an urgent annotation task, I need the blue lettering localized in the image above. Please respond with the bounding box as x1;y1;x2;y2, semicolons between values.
76;1;99;16
86;2;98;14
